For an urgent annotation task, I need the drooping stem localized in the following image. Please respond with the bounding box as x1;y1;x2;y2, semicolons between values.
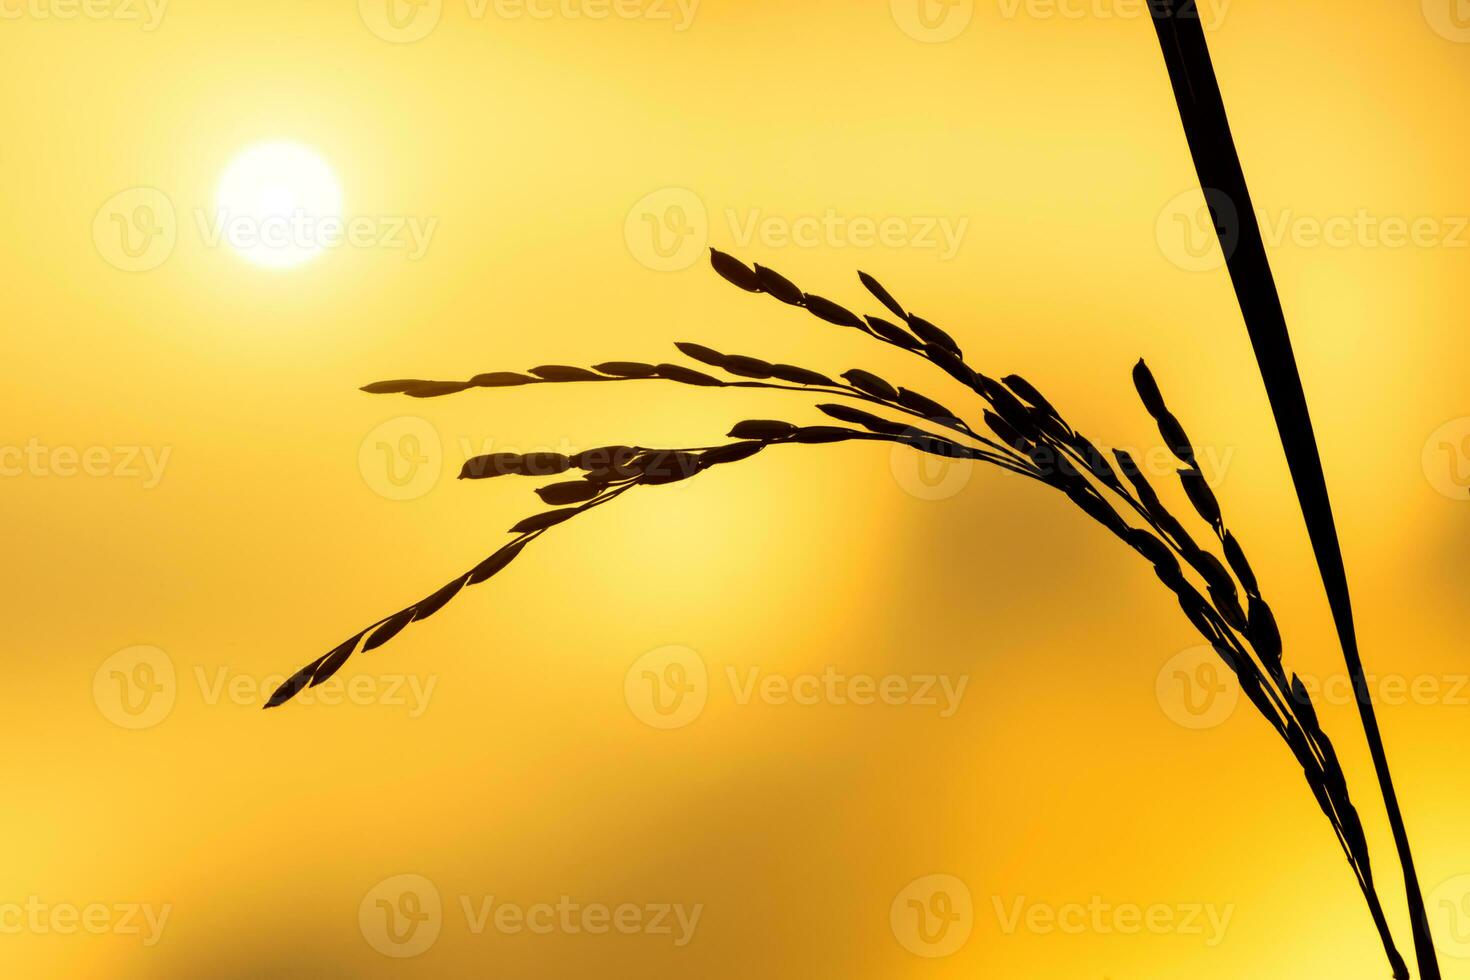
1146;5;1430;977
275;245;1415;976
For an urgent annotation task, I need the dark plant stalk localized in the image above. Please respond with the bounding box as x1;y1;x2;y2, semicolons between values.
269;251;1406;975
1147;5;1432;976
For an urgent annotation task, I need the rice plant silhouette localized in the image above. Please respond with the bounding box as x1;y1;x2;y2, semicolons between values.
269;7;1439;976
272;249;1405;973
1148;4;1435;975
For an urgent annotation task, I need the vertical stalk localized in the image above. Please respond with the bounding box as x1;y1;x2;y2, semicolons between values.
1144;4;1437;977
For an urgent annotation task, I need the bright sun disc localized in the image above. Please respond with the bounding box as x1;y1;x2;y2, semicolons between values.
215;142;342;268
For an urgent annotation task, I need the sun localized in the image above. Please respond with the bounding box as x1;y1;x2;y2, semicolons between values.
215;142;342;268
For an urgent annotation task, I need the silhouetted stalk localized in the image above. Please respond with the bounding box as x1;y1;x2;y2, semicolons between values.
1147;4;1428;976
269;251;1402;976
369;366;1016;462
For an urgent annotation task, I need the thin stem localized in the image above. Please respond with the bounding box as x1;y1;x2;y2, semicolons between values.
1148;6;1428;976
419;368;1028;462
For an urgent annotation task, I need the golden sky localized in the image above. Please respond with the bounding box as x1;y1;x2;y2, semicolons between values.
4;1;1470;977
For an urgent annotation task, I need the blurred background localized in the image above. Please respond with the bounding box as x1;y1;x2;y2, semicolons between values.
3;0;1470;976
